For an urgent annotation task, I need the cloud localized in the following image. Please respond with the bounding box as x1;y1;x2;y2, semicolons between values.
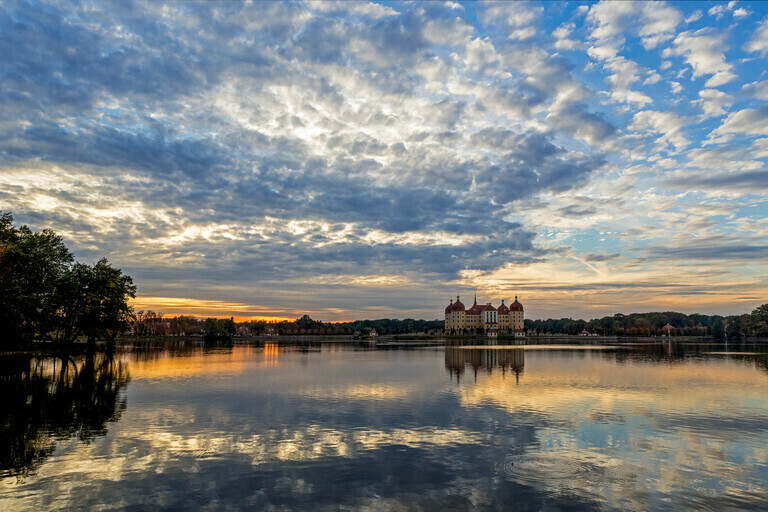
709;106;768;141
710;2;751;20
586;1;639;59
637;1;683;49
695;88;733;118
552;22;581;51
664;28;736;87
673;141;768;188
645;238;768;261
733;8;751;18
481;2;543;41
744;16;768;53
666;169;768;192
308;1;398;19
742;81;768;99
602;56;653;105
545;102;617;147
709;5;726;20
643;71;662;85
685;10;703;24
585;2;682;105
587;1;681;58
558;205;597;218
469;131;607;204
2;0;767;320
629;110;691;151
0;0;618;298
583;253;620;262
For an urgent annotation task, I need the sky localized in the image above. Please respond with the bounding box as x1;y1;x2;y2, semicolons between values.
2;0;768;322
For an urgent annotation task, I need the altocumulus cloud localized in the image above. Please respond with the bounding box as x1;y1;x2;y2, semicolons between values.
2;0;767;319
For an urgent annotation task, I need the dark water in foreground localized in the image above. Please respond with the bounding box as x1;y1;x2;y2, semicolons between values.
2;341;768;511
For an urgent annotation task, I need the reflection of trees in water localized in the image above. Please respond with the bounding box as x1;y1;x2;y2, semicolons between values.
756;354;768;375
0;351;129;479
445;348;524;383
121;337;243;363
610;342;768;372
122;337;206;361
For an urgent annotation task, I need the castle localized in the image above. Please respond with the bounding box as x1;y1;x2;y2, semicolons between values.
444;295;524;335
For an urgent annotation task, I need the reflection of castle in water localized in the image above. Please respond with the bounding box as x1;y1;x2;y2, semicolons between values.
0;352;129;478
445;347;525;383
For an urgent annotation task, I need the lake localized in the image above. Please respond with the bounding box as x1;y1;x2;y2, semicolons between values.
2;340;768;511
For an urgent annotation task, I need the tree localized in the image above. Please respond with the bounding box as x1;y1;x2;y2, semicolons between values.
296;314;320;331
725;316;742;340
0;213;135;347
55;259;136;346
203;317;236;341
753;304;768;323
712;319;725;340
0;213;74;346
749;304;768;337
170;315;200;336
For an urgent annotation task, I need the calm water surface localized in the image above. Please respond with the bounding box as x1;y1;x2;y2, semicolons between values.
2;341;768;511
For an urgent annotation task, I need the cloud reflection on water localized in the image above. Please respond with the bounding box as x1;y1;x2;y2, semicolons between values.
2;344;768;511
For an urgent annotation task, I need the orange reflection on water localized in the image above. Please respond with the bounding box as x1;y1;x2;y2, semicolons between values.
264;343;279;367
126;345;277;380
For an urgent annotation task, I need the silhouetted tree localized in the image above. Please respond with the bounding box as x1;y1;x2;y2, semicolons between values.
712;319;725;340
1;213;135;347
55;259;136;347
0;213;73;346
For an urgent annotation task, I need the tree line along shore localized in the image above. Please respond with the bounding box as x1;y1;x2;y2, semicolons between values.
129;308;768;341
2;212;766;348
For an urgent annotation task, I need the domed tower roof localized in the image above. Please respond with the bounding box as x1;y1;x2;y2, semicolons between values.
453;295;465;311
497;299;509;315
445;299;453;314
509;296;524;312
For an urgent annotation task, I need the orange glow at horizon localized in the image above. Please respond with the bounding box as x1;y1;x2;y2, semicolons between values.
130;296;295;322
129;296;382;323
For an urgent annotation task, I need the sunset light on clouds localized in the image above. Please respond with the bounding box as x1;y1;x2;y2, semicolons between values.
2;0;767;321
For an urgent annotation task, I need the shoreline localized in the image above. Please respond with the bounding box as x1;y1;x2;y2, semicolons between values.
3;334;768;356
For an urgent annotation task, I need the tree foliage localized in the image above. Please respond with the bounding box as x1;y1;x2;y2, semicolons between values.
229;316;442;336
526;308;768;339
724;306;768;339
203;317;236;341
0;213;135;347
712;319;725;340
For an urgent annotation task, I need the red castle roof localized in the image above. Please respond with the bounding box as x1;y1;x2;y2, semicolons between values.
446;296;465;313
447;295;521;315
509;296;524;312
466;303;484;315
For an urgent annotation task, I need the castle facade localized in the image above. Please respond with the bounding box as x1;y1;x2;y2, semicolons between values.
444;295;524;334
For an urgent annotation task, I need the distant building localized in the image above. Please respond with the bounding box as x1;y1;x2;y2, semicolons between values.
444;294;524;334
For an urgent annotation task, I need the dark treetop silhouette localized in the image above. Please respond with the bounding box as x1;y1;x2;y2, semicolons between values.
0;212;136;348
